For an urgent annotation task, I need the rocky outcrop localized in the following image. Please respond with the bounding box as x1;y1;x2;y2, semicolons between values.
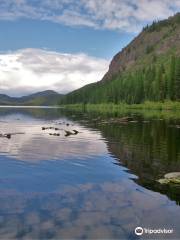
102;13;180;82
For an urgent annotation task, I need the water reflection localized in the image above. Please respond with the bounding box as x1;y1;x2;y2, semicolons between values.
91;118;180;203
1;181;180;239
0;113;107;162
0;107;180;239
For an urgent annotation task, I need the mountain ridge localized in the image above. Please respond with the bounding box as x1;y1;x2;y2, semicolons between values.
60;12;180;104
102;12;180;82
0;90;63;106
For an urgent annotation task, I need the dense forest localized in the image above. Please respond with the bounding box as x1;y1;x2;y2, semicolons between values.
60;13;180;105
60;55;180;104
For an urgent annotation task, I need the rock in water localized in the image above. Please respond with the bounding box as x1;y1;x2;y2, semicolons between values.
164;172;180;179
64;130;73;137
5;134;11;139
157;172;180;185
49;133;60;136
157;179;170;184
73;130;79;134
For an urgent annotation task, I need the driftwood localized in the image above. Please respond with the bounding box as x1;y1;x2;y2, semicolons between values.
42;127;80;137
42;127;61;131
64;130;79;137
49;133;60;136
0;132;25;139
42;127;54;130
72;130;79;135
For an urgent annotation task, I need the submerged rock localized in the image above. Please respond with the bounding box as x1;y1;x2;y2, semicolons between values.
42;127;51;130
92;117;101;122
158;178;180;184
64;130;73;137
0;132;25;139
42;127;59;131
64;130;80;137
72;130;79;135
157;172;180;185
118;116;134;122
99;116;135;125
158;178;171;184
0;133;11;139
164;172;180;179
5;134;11;139
49;133;60;136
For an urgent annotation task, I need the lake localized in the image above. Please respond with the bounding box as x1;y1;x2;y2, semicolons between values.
0;107;180;239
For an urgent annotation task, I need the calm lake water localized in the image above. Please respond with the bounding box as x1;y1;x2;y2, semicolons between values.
0;107;180;239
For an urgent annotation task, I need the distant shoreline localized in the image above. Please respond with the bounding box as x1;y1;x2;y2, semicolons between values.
0;105;62;109
62;101;180;112
61;101;180;120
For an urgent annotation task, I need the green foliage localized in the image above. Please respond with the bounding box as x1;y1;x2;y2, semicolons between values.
168;55;176;100
59;12;180;106
145;45;154;54
63;101;180;114
60;55;180;105
175;57;180;100
143;13;180;33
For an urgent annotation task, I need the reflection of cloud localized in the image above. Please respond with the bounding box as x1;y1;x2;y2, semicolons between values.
0;119;107;162
0;181;180;239
0;48;109;96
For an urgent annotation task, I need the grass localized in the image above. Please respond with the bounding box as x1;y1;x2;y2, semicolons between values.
126;101;180;110
61;101;180;120
62;101;180;111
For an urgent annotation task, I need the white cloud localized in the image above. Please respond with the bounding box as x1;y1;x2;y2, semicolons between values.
0;48;109;96
0;119;107;162
0;0;179;33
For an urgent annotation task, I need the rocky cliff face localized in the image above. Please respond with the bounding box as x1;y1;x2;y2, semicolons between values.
60;12;180;105
102;13;180;81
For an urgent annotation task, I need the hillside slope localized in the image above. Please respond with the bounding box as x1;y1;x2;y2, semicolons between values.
0;90;62;106
60;13;180;104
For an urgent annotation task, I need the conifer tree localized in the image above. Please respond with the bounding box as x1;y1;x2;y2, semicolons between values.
175;57;180;100
169;55;176;100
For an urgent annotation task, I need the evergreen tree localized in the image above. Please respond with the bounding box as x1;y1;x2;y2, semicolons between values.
169;55;176;100
175;57;180;100
59;55;180;105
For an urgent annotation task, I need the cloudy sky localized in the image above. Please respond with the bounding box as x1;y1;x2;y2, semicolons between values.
0;0;180;96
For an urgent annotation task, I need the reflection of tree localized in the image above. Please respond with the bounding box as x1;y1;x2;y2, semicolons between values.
0;107;63;120
99;121;180;175
58;109;180;203
0;107;180;203
0;108;180;238
95;120;180;203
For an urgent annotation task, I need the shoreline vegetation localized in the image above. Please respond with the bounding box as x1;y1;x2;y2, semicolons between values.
62;101;180;119
59;14;180;107
62;101;180;111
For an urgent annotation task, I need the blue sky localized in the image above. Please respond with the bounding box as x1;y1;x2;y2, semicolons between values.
0;0;180;96
0;19;135;59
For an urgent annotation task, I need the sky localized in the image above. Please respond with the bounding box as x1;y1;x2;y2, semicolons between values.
0;0;180;97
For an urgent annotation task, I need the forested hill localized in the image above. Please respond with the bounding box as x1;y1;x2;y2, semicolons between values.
60;13;180;105
0;90;62;106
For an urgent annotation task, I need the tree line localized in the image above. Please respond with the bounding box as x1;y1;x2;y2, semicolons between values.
60;55;180;105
